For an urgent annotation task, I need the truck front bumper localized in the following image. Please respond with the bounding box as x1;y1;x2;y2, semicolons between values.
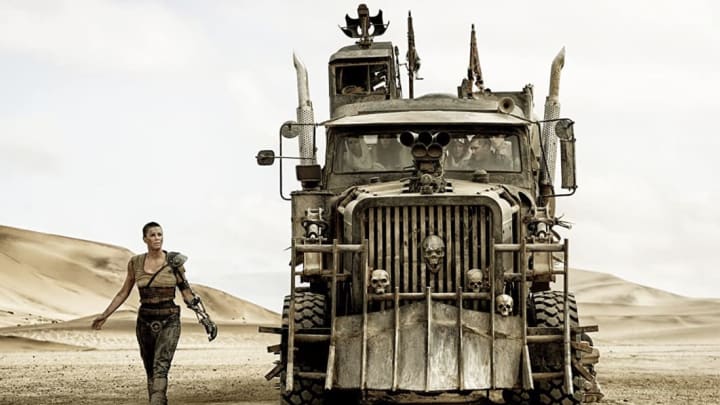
331;301;523;391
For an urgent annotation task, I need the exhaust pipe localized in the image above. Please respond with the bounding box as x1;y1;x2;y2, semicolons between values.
293;53;316;165
540;47;565;190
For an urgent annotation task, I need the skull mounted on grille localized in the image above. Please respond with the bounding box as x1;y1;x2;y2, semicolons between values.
422;235;445;274
465;269;486;292
495;294;514;317
370;269;390;294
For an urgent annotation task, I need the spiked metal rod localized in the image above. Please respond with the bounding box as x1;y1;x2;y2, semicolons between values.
469;24;484;91
407;11;420;98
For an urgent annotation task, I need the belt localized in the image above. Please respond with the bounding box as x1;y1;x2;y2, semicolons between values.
139;286;176;304
139;305;180;317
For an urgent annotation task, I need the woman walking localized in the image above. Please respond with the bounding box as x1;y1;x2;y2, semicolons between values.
92;222;217;404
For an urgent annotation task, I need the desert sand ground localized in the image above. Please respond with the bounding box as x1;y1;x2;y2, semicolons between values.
1;225;719;404
0;329;718;405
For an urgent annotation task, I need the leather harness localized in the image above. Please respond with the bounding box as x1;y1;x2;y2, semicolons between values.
139;260;178;316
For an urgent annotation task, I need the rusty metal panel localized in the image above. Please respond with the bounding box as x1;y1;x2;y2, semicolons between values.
334;302;522;391
385;207;392;272
393;207;400;293
402;207;409;293
419;206;426;289
368;208;375;268
462;206;470;273
378;207;384;270
453;206;462;290
444;206;452;292
480;206;487;268
429;206;437;292
410;206;418;292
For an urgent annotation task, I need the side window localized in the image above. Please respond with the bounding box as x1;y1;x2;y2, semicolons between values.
369;64;387;93
336;64;388;95
337;66;368;95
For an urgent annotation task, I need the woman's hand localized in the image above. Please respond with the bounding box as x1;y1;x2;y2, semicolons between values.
93;260;135;331
91;315;107;330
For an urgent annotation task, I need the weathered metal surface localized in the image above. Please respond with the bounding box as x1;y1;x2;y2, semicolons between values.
325;110;527;126
329;42;395;62
286;239;297;392
333;301;522;391
327;96;526;120
563;239;573;394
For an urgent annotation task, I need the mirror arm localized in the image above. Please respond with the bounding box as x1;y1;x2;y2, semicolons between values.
545;188;577;198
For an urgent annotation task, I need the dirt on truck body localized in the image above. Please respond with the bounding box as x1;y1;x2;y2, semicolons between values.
257;4;604;404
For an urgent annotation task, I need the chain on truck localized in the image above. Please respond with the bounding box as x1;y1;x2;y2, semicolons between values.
256;4;604;404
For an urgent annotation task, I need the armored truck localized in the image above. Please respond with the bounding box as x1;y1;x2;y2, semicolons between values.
257;4;603;404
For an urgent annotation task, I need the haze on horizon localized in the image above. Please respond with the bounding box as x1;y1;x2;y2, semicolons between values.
1;1;718;310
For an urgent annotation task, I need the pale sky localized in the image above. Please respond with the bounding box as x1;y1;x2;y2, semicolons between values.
1;1;718;311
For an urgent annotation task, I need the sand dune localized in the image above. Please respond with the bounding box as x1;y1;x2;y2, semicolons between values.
0;335;92;352
565;269;720;344
0;225;279;328
569;269;689;305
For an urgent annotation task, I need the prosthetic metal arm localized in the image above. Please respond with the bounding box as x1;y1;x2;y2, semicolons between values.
185;293;218;341
168;252;218;341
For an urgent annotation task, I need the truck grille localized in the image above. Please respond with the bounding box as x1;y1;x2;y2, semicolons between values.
360;205;492;293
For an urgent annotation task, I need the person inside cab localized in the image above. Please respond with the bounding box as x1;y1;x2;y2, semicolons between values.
462;136;513;171
374;134;412;170
445;137;471;170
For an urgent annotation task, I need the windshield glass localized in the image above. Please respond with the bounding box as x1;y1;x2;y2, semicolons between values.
334;130;521;173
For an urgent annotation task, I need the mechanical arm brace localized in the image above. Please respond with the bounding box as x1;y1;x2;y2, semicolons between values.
168;252;218;341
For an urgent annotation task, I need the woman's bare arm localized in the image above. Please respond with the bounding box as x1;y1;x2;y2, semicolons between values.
92;260;135;330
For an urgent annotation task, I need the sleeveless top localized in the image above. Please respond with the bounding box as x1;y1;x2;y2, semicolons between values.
129;253;187;305
130;253;186;288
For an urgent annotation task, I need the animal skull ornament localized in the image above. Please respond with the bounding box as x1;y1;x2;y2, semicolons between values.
370;269;390;294
422;235;445;273
496;294;514;317
465;269;484;292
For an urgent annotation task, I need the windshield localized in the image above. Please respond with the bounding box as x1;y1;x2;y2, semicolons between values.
333;130;522;173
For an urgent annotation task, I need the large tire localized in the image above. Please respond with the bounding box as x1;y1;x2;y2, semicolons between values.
530;291;590;405
282;293;327;330
280;292;328;405
503;388;532;405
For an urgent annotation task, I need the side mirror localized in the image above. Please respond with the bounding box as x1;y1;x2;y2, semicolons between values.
280;120;301;139
556;119;577;190
256;150;276;166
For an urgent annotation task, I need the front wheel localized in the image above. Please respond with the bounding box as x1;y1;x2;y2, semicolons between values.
280;292;328;405
522;291;603;404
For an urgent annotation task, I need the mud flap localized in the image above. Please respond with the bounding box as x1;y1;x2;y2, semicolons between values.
332;301;523;391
